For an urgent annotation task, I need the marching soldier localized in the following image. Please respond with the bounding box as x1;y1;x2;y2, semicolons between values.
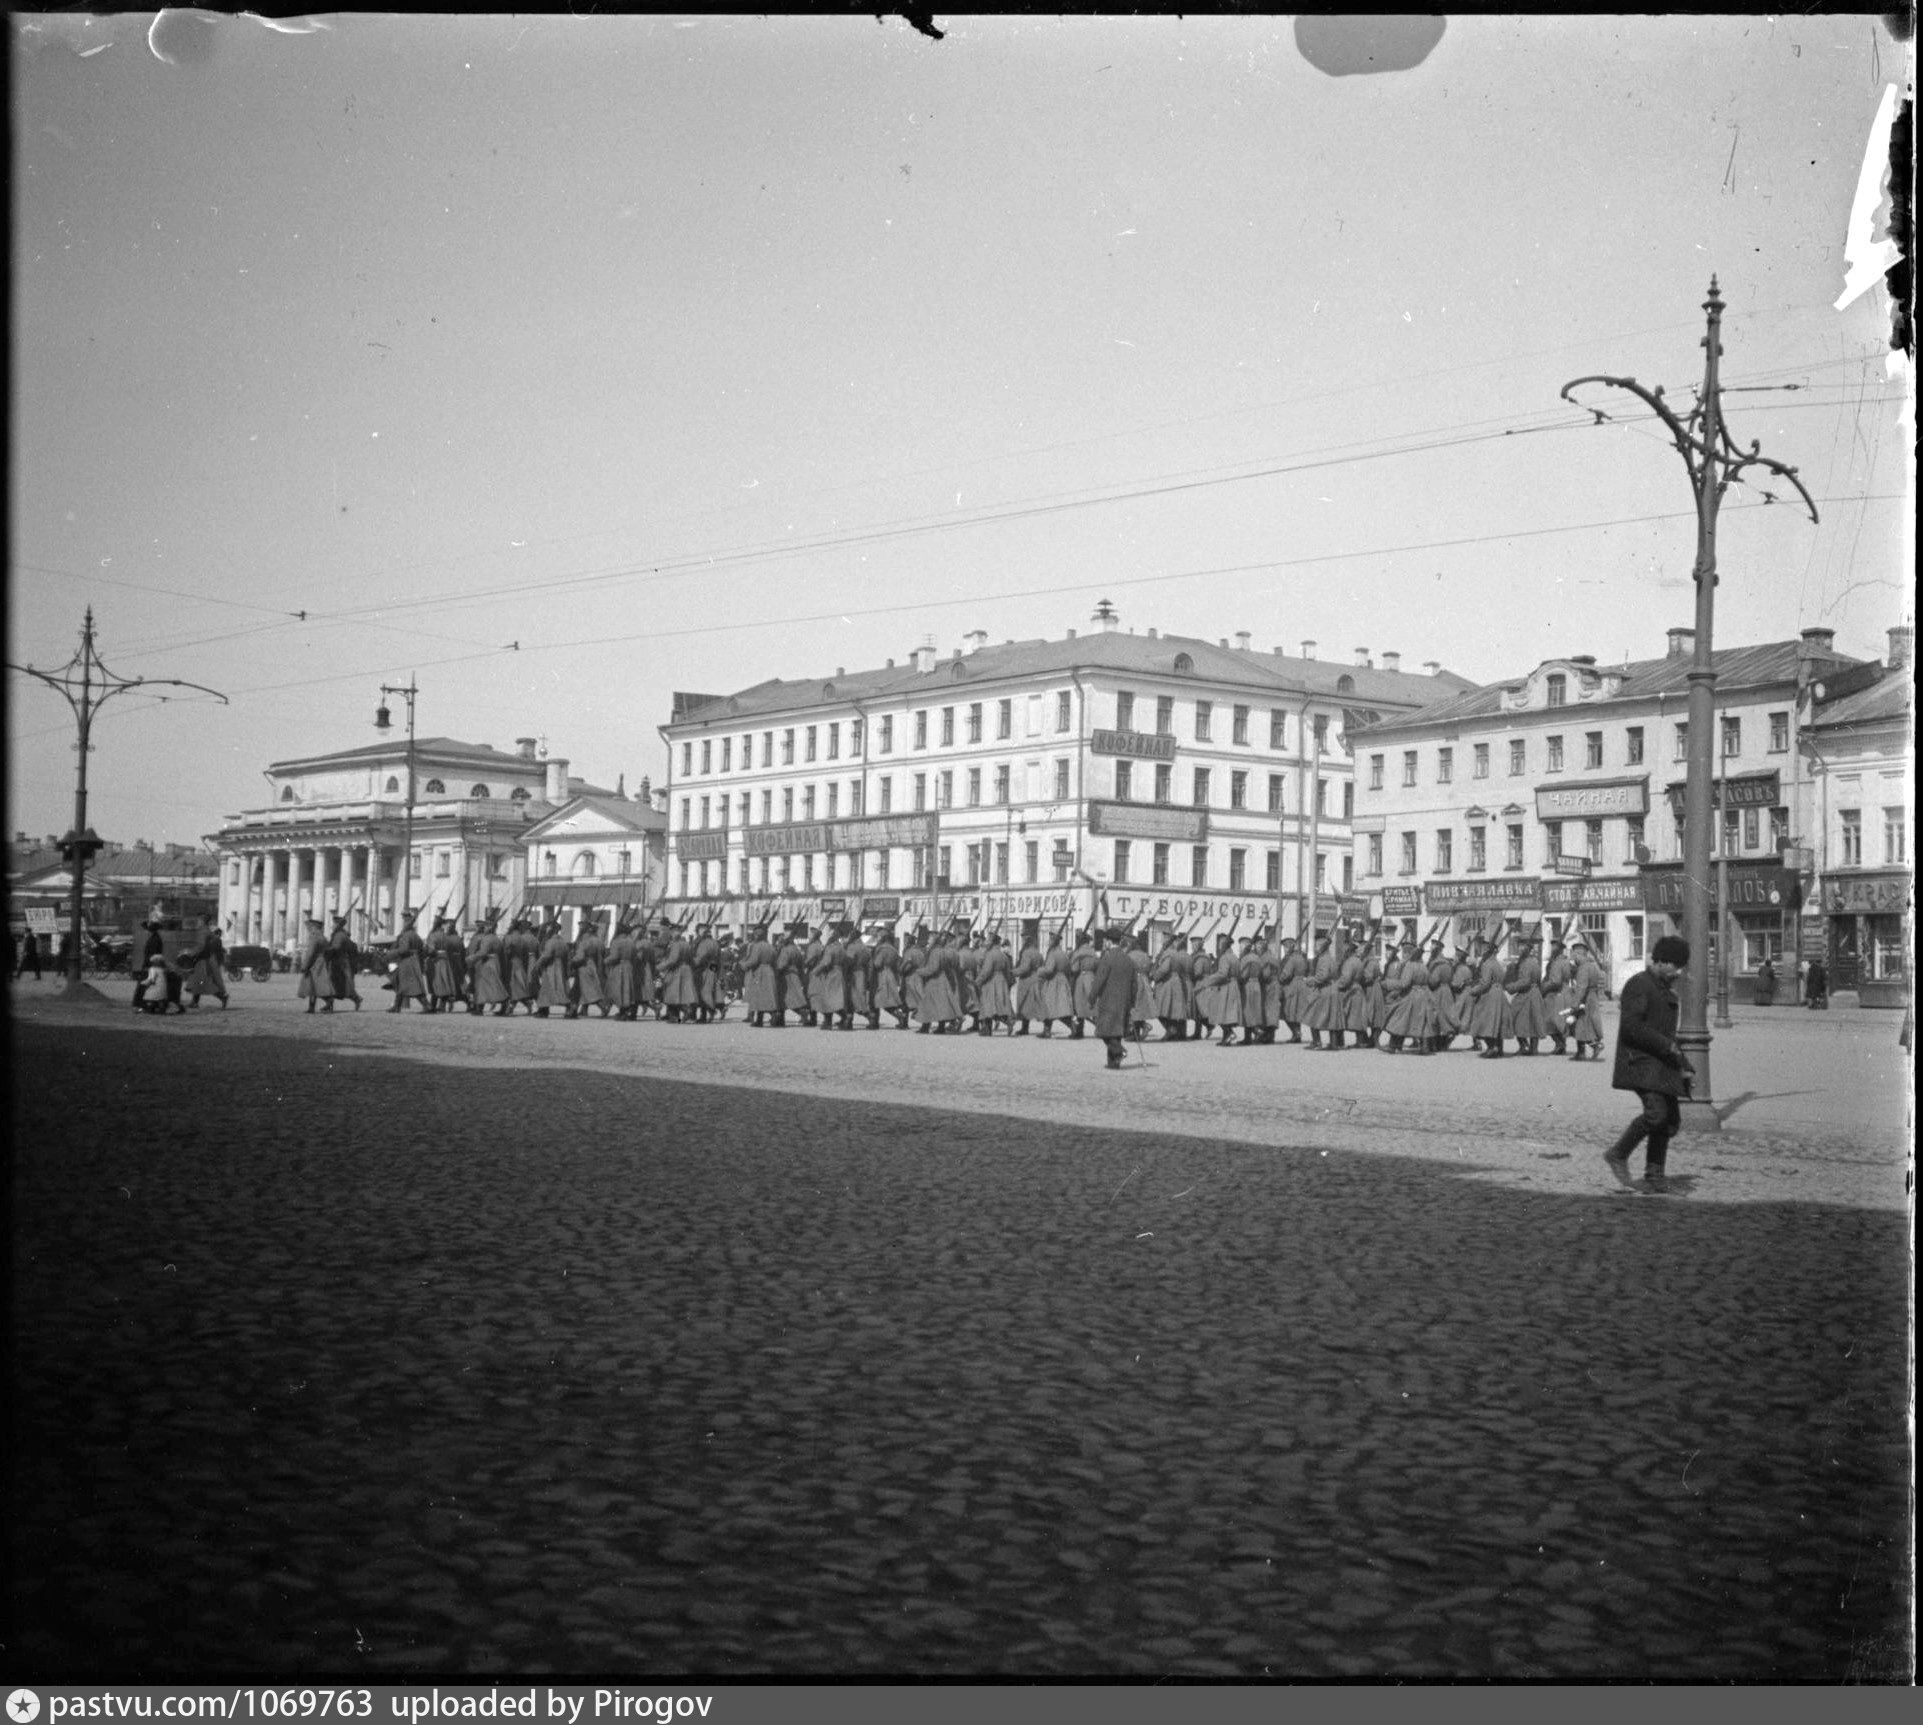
914;929;962;1033
297;916;336;1013
1150;931;1191;1040
326;915;362;1010
1467;936;1509;1056
1504;932;1551;1055
1037;928;1075;1037
899;925;927;1026
504;918;541;1014
843;923;874;1030
1565;938;1606;1060
872;924;906;1029
811;923;849;1031
574;915;611;1018
742;924;779;1027
659;923;699;1023
976;929;1014;1034
1278;935;1310;1043
1360;932;1390;1046
605;916;640;1021
1128;932;1155;1039
1382;938;1435;1054
1336;929;1370;1050
1188;934;1216;1041
533;917;572;1018
1540;935;1574;1056
1234;936;1270;1047
467;915;504;1016
1303;933;1339;1050
1011;928;1044;1035
694;923;724;1023
1069;925;1099;1039
957;931;984;1032
772;926;807;1027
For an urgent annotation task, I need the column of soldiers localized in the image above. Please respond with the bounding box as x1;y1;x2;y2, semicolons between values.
310;904;1610;1065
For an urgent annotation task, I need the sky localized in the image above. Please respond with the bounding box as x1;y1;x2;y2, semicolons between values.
9;13;1913;851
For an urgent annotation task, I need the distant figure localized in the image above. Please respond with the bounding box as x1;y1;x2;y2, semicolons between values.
1804;956;1829;1011
16;928;43;980
1753;957;1778;1007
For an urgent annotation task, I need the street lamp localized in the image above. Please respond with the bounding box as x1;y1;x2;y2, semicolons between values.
1563;279;1818;1126
7;608;226;995
375;678;418;936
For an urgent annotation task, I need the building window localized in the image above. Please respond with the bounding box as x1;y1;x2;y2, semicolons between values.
1025;694;1043;738
700;740;712;775
1230;770;1248;810
781;729;796;766
1366;832;1383;876
1194;701;1213;742
941;708;955;747
1622;726;1643;766
914;711;928;750
1546;673;1567;707
1193;767;1211;807
1229;849;1247;890
1546;736;1564;773
1154;763;1172;804
879;777;893;815
1190;846;1208;888
1369;754;1384;791
782;788;795;822
699;795;712;829
1152;843;1170;885
850;780;864;816
1054;758;1071;800
541;851;556;878
1740;807;1758;850
967;703;983;744
760;732;773;768
1434;830;1453;874
1114;839;1132;884
1544;820;1563;863
1768;807;1787;852
1585;732;1603;770
1316;778;1328;817
1155;695;1173;736
1269;709;1287;750
759;788;773;824
1055;691;1072;733
966;768;982;807
1469;826;1487;872
720;738;732;773
912;773;926;812
1232;705;1250;745
1884;807;1907;865
1402;750;1418;787
802;787;816;821
1343;783;1354;819
1506;824;1524;869
1769;711;1789;754
1024;840;1040;883
805;726;818;763
1721;808;1740;856
879;715;894;754
1471;742;1489;780
1400;832;1417;875
680;743;692;777
827;723;840;761
435;852;452;878
1509;739;1526;776
996;698;1013;740
994;842;1009;884
1266;850;1281;891
1116;691;1135;732
827;784;840;820
1437;747;1453;785
1626;816;1645;863
1720;716;1741;758
995;763;1011;804
572;851;595;878
1673;723;1689;762
1342;855;1354;892
1268;774;1286;814
1587;818;1605;863
679;797;691;831
1114;761;1133;802
424;778;445;795
384;777;399;794
938;771;953;809
1839;809;1862;865
965;843;983;886
470;783;491;799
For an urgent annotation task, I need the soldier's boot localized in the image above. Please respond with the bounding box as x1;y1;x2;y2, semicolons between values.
322;1000;334;1012
868;1012;882;1030
821;1016;835;1030
1014;1019;1030;1037
1286;1024;1302;1043
1550;1033;1567;1054
977;1018;994;1036
1479;1039;1504;1059
916;1022;931;1034
1384;1034;1402;1053
1069;1022;1084;1040
1039;1022;1053;1038
305;1002;316;1014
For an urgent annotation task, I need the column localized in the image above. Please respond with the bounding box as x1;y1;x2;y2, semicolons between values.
265;852;283;948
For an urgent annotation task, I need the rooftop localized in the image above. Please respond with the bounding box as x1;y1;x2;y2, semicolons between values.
266;736;553;774
1812;664;1910;729
671;629;1475;727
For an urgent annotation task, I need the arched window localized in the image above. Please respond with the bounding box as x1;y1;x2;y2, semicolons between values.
1337;674;1356;693
385;776;400;794
822;682;836;699
1172;653;1194;674
423;777;445;795
573;851;597;878
510;787;531;803
470;784;490;799
280;786;295;802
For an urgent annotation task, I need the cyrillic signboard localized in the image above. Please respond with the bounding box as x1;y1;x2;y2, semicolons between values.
1662;771;1782;811
1821;871;1911;915
1424;877;1542;911
741;812;939;857
1542;876;1643;911
1639;861;1799;912
1087;801;1208;843
677;831;728;861
1091;729;1179;761
1550;855;1593;877
1379;885;1422;916
26;908;57;934
1535;777;1649;820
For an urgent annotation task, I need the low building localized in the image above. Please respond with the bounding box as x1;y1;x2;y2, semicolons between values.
520;790;669;931
1352;626;1865;997
1803;625;1912;1006
658;611;1472;943
206;736;621;950
7;836;220;956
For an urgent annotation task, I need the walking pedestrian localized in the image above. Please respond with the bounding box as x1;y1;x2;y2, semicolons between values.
183;923;230;1009
129;919;166;1012
15;926;44;980
1603;935;1695;1194
1804;956;1829;1010
1090;926;1138;1070
297;917;336;1013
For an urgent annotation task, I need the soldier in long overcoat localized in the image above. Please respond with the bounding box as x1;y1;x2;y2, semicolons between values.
1303;934;1340;1049
1424;942;1459;1051
1564;938;1606;1059
742;925;779;1026
1187;936;1216;1038
872;927;906;1027
1337;933;1371;1048
504;919;540;1013
1539;937;1574;1054
1360;936;1390;1041
841;924;873;1028
296;917;336;1013
535;918;573;1017
693;924;724;1022
1128;935;1155;1037
957;933;983;1028
899;927;927;1021
914;931;963;1032
1278;937;1310;1042
659;925;699;1022
1150;935;1192;1039
975;931;1014;1033
811;926;848;1030
604;918;639;1020
470;917;510;1016
1503;935;1552;1054
1467;937;1509;1056
1234;938;1271;1046
770;929;804;1027
1011;932;1044;1034
1037;930;1076;1036
1069;929;1099;1037
1382;940;1436;1053
573;918;610;1018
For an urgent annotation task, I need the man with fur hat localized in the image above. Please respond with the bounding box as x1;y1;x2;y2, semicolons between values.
1604;935;1695;1192
1090;926;1139;1070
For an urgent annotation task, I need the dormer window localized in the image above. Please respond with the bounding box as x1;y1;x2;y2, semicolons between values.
423;778;445;795
280;786;295;802
1172;653;1194;674
1336;674;1356;694
1546;673;1567;708
385;776;400;794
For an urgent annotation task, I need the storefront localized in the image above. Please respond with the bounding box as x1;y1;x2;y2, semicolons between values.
1819;870;1911;1007
1639;859;1802;1004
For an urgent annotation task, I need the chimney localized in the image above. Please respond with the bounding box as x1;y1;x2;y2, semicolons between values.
615;773;626;798
1888;624;1913;669
1354;647;1371;667
1301;640;1317;660
1798;626;1836;659
516;737;538;760
1092;599;1119;633
911;643;936;674
1147;628;1159;639
1066;628;1076;640
964;630;988;655
544;757;570;803
1424;661;1442;677
638;776;651;804
1234;631;1251;651
1219;638;1228;649
1381;651;1401;672
1667;627;1696;659
835;667;845;677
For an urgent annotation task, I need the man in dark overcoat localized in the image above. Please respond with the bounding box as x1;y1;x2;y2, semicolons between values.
1090;926;1139;1069
1604;935;1695;1194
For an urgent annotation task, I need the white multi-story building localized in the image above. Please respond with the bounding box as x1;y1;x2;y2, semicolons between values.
1352;625;1866;996
1804;625;1912;1006
658;614;1472;942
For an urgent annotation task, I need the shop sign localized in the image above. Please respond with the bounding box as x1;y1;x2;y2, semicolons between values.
1639;861;1800;913
1542;876;1643;911
1102;888;1287;929
1549;855;1593;877
1091;728;1178;761
861;895;902;918
742;812;939;858
819;896;847;915
677;831;727;861
1663;770;1782;813
1535;777;1648;820
1087;801;1208;843
1821;871;1911;915
1424;877;1542;912
1379;885;1421;916
26;908;57;934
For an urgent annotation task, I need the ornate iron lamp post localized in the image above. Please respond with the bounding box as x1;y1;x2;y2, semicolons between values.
374;678;418;937
1562;279;1818;1126
8;608;226;995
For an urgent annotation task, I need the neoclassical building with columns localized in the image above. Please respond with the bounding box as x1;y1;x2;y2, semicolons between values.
206;736;607;950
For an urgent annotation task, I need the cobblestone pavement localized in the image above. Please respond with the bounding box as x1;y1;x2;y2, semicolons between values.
8;986;1913;1680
